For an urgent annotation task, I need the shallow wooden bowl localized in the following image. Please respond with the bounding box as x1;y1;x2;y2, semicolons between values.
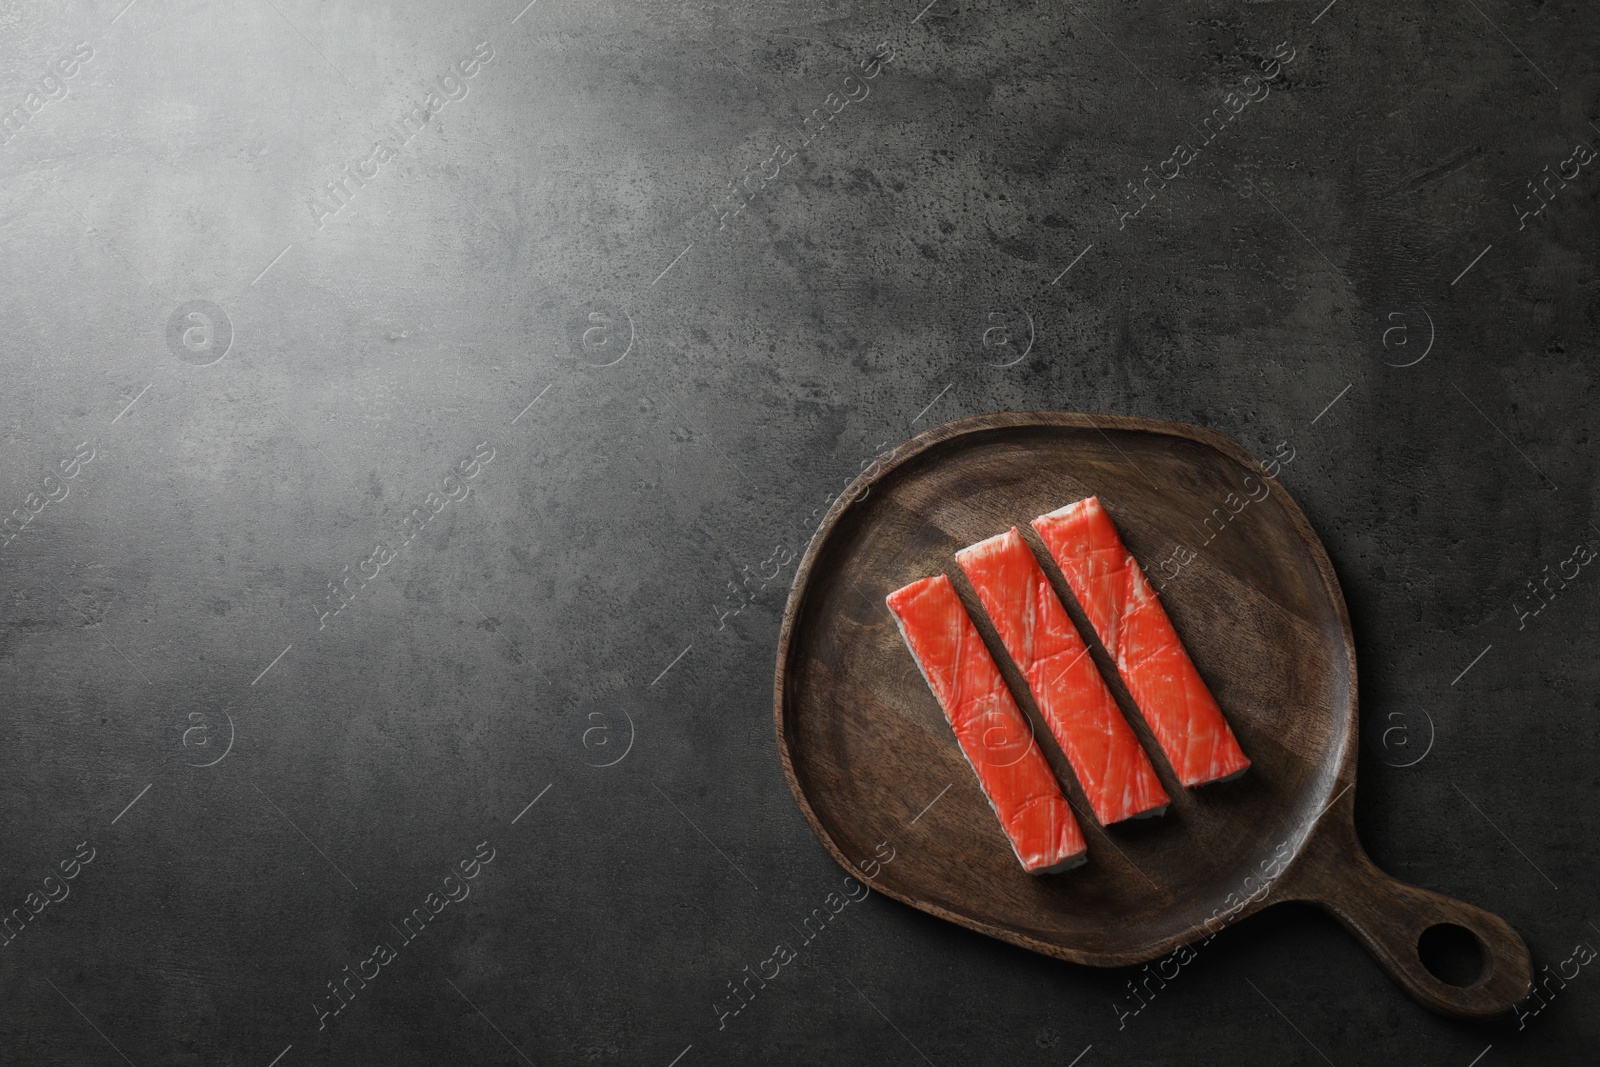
773;411;1530;1018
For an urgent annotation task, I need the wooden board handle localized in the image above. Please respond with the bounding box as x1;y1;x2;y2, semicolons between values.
1281;821;1532;1018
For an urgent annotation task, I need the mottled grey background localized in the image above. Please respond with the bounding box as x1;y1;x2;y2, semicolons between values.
0;0;1596;1064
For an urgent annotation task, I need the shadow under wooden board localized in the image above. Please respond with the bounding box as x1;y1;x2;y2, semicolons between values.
773;411;1531;1019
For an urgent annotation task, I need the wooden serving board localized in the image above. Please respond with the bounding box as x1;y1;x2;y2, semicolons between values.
773;411;1530;1019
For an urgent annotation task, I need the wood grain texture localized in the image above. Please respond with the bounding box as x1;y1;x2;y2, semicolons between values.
772;411;1531;1019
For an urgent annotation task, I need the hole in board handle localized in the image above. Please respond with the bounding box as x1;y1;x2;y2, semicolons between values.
1418;922;1488;988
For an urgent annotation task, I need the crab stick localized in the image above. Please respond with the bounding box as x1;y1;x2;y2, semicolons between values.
1032;497;1249;788
956;528;1170;824
886;574;1088;873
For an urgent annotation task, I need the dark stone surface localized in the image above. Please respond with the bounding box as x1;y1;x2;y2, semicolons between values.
0;0;1595;1063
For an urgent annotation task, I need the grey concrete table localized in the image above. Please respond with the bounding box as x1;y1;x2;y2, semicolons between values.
1;1;1595;1064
